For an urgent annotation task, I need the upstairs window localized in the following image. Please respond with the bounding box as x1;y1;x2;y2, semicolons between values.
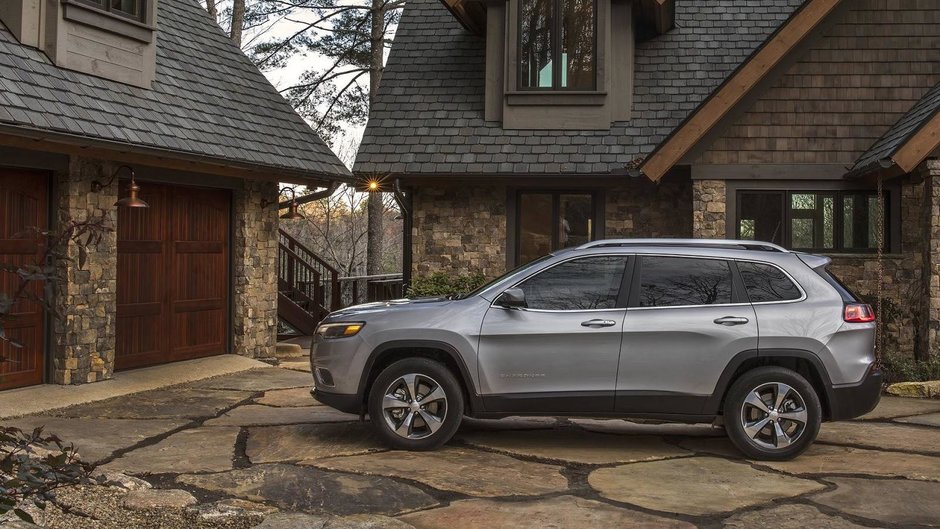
519;0;596;90
76;0;145;22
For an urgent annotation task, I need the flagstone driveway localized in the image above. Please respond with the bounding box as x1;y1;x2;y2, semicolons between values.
6;364;940;529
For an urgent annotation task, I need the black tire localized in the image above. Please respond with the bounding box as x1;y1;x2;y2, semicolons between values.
368;358;464;450
724;366;822;461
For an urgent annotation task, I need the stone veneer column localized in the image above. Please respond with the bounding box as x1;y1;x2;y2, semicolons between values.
232;180;279;358
922;160;940;360
52;157;118;385
692;179;727;239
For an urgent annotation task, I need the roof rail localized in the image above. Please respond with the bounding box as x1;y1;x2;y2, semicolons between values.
577;239;789;253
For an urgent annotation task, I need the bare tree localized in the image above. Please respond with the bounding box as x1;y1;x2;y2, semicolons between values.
230;0;246;46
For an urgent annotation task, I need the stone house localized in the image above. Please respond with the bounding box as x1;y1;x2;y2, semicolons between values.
354;0;940;358
0;0;350;390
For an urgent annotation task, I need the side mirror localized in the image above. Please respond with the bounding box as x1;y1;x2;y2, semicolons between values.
496;288;527;309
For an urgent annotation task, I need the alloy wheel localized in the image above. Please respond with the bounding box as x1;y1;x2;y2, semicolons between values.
740;382;808;450
381;373;448;440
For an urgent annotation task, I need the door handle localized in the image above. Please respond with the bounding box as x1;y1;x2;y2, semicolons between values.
714;316;749;326
581;319;617;328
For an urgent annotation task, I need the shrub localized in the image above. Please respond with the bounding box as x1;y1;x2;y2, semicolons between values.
881;352;940;384
406;272;488;298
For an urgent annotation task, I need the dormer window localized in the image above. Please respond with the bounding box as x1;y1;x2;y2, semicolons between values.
75;0;146;22
519;0;596;90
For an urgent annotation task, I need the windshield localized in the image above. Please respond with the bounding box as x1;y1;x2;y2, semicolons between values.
456;254;555;300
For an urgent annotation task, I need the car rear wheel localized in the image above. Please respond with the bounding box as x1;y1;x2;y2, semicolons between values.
368;358;464;450
724;366;821;461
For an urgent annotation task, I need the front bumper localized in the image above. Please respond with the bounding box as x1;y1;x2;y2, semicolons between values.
312;388;362;415
828;364;883;420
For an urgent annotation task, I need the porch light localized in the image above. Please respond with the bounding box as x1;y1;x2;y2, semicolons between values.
91;165;149;208
262;187;305;220
367;180;380;192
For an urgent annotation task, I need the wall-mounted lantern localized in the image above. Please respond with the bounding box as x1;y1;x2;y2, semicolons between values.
91;165;150;208
262;187;305;220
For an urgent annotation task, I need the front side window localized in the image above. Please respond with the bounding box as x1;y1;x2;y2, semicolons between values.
637;256;733;308
517;256;627;310
519;0;596;90
737;191;886;253
76;0;145;21
737;262;802;303
518;192;595;265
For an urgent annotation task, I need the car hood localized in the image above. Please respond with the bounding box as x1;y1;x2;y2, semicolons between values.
326;296;453;319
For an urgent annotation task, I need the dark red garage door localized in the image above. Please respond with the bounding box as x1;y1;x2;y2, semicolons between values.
0;170;48;390
116;182;230;371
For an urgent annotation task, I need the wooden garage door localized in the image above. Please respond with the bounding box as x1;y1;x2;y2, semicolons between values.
116;182;230;371
0;170;47;390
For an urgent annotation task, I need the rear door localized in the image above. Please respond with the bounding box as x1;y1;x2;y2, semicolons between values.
478;255;630;413
616;255;758;415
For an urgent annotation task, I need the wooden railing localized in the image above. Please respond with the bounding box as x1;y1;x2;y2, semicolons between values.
277;230;341;322
338;273;405;307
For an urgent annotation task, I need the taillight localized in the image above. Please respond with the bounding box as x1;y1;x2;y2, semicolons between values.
844;303;875;323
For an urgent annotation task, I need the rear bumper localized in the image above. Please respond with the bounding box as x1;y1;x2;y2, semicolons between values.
312;388;362;415
828;364;883;421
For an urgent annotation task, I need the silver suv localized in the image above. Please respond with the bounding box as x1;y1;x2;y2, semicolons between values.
310;239;882;460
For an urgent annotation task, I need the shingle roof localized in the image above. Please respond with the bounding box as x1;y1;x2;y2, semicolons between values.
354;0;803;176
0;0;350;180
851;82;940;176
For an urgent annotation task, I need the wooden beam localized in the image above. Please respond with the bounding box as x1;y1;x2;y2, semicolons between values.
636;0;674;37
892;109;940;174
439;0;486;35
640;0;842;182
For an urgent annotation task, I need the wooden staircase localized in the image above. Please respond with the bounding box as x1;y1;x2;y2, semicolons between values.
277;229;340;336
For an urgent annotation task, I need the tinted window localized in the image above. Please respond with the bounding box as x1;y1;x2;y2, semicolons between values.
638;257;732;307
738;262;802;303
517;256;627;310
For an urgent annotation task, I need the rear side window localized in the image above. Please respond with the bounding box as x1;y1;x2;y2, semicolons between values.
737;262;802;303
815;268;859;303
636;256;733;307
517;256;628;310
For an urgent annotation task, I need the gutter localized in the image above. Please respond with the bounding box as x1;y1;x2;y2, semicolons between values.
278;182;341;209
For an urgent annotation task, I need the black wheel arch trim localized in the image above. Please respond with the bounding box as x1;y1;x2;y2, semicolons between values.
358;339;484;414
706;348;836;417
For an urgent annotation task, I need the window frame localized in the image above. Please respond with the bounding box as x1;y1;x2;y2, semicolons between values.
496;254;633;312
627;254;750;310
735;259;807;306
516;0;598;91
73;0;147;23
735;190;889;254
514;190;599;265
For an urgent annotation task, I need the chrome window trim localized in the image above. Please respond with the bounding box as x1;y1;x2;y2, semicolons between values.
735;258;808;305
627;302;751;312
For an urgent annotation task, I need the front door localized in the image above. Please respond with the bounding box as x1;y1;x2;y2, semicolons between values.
617;255;758;415
0;170;48;390
478;255;629;413
116;182;230;370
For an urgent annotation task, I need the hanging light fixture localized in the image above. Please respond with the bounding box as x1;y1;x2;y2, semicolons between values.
90;165;149;208
261;186;305;220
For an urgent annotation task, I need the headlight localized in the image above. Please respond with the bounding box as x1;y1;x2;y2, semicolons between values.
316;322;365;339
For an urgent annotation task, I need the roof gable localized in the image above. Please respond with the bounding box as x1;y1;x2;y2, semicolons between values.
0;0;350;181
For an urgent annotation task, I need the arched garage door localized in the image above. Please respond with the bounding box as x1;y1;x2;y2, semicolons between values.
116;182;230;371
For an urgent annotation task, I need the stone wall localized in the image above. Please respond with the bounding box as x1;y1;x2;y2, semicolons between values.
691;179;727;239
232;180;280;359
412;185;508;277
52;157;117;385
921;159;940;358
606;177;692;238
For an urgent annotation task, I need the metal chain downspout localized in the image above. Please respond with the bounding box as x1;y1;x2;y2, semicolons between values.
876;174;885;369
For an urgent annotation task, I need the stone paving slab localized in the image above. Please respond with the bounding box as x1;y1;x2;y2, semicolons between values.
811;477;940;527
572;418;726;437
856;396;940;420
278;361;312;373
0;417;186;463
817;421;940;455
104;426;240;475
49;388;252;420
204;405;359;426
255;387;324;408
723;504;870;529
588;457;825;515
680;438;940;482
896;412;940;428
190;368;313;392
247;423;385;464
253;512;415;529
178;464;438;516
458;429;691;465
311;447;568;497
400;495;695;529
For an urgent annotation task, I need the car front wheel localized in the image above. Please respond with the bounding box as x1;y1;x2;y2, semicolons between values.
368;358;464;450
724;366;822;461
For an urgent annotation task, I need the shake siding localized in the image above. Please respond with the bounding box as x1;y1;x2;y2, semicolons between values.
697;0;940;166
